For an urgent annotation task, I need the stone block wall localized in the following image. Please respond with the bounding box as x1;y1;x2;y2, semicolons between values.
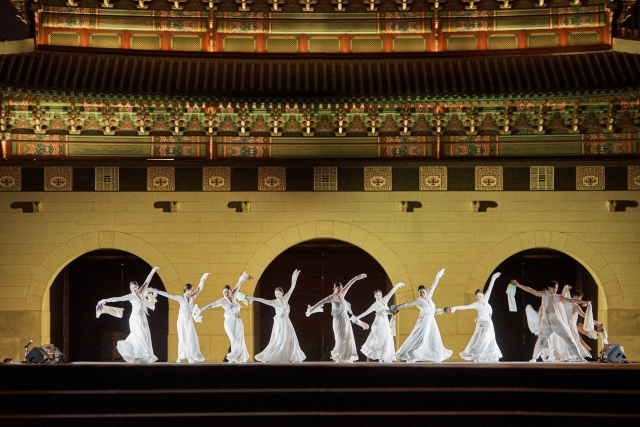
0;190;638;362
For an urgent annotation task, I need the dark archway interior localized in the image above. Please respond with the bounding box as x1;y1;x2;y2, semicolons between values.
488;249;599;361
49;250;168;362
254;239;391;361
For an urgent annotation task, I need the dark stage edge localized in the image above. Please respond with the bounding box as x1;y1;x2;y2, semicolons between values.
1;362;639;427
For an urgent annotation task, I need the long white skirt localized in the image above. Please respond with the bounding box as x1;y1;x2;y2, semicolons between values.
395;314;452;363
459;318;502;363
361;315;396;363
117;313;157;364
177;314;205;363
331;312;358;363
256;315;306;363
224;315;249;363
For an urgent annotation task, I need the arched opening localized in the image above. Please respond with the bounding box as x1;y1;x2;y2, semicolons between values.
253;239;392;361
49;249;168;362
487;248;599;361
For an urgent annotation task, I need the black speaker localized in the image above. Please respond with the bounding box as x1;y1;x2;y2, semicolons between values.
601;344;627;363
25;347;49;364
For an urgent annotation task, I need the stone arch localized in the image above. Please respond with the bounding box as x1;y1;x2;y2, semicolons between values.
465;230;621;310
240;221;413;297
28;232;181;317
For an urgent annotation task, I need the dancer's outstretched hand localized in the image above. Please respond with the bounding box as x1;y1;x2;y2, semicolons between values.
491;272;501;281
436;268;445;279
355;273;367;280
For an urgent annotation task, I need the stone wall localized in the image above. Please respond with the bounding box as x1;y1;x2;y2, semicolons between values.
0;190;638;362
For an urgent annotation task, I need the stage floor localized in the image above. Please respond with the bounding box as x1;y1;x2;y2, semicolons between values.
2;361;639;426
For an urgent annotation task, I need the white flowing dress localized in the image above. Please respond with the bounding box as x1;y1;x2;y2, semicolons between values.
252;298;305;363
329;296;358;363
395;271;451;363
395;298;452;363
452;302;502;363
251;272;305;363
155;275;206;363
451;275;502;363
540;289;591;362
101;267;159;364
200;272;250;363
352;283;403;363
103;292;157;364
530;291;586;362
307;274;367;364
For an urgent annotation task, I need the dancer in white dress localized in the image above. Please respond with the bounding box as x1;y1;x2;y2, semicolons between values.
306;273;367;363
449;272;503;363
540;286;592;362
350;282;405;363
151;272;210;363
514;280;590;362
395;268;452;363
248;269;306;363
98;266;160;364
198;272;253;363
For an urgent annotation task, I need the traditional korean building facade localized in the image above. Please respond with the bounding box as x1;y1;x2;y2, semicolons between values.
1;0;640;362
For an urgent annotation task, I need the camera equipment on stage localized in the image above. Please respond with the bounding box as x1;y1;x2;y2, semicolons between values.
24;341;65;364
600;344;626;363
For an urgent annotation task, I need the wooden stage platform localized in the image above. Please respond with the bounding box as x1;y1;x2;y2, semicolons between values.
1;362;639;426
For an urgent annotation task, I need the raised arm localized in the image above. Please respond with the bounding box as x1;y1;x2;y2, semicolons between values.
396;298;420;310
483;272;501;302
153;289;181;302
137;266;160;297
341;273;367;298
382;282;405;305
199;298;224;312
558;295;590;306
426;268;445;299
306;295;333;316
231;271;252;297
514;281;543;297
352;303;377;321
191;272;210;300
100;295;130;304
574;304;587;318
283;269;301;303
248;296;278;308
450;303;477;313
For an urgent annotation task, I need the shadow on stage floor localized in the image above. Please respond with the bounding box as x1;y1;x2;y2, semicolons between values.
1;361;639;426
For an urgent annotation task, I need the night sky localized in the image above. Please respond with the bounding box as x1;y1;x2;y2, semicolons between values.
0;0;30;41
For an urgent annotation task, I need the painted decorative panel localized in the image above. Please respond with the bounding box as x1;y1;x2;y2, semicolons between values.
147;167;175;191
45;167;72;191
475;166;503;191
628;166;640;190
365;167;392;191
419;166;447;191
203;167;231;192
0;166;21;191
152;144;205;158
259;167;286;191
576;166;604;190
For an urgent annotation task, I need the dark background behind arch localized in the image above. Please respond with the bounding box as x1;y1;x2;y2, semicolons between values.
50;250;168;362
488;248;599;361
254;239;392;361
